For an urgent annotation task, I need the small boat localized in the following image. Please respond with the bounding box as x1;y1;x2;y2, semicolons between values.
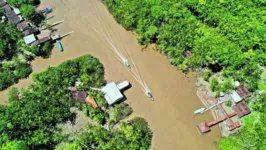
45;8;53;14
123;59;130;68
40;7;53;14
194;107;206;115
56;40;63;52
146;92;154;101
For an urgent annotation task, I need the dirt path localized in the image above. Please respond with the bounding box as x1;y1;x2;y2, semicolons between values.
0;0;220;149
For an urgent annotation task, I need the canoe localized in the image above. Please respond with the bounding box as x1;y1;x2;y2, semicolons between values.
56;40;63;52
194;107;206;115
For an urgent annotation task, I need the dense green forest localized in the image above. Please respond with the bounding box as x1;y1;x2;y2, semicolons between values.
0;55;152;149
0;0;48;90
104;0;266;149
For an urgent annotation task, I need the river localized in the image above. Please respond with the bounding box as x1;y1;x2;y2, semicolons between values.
0;0;221;149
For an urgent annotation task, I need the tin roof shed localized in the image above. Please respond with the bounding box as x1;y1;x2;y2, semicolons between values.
101;82;123;105
230;91;242;103
14;8;20;15
23;34;36;45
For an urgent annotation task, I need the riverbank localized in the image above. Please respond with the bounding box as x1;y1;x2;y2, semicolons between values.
0;0;220;149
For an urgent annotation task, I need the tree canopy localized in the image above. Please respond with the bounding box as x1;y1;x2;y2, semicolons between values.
0;55;152;149
103;0;266;149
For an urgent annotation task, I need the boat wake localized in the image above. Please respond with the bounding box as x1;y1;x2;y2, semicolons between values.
87;0;153;100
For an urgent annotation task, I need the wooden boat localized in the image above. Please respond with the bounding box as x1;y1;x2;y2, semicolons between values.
194;107;206;115
56;40;63;52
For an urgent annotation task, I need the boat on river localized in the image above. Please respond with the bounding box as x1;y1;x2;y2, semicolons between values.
56;40;63;52
194;107;206;115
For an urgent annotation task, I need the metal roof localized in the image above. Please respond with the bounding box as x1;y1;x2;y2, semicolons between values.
233;102;251;118
23;34;36;45
230;91;242;103
14;8;20;15
101;82;123;105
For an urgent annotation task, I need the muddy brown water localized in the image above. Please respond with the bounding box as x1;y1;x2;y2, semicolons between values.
0;0;220;149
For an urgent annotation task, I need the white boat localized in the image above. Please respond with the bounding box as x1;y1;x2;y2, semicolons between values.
194;107;206;115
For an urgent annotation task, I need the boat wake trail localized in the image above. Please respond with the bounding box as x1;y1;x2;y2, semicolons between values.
87;0;153;100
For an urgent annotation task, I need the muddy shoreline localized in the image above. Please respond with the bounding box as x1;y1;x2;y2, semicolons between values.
0;0;221;149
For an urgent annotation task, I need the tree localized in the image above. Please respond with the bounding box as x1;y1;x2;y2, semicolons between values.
20;5;35;19
210;77;219;91
1;140;28;150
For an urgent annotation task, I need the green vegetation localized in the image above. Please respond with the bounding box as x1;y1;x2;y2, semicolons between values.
104;0;266;149
57;117;152;150
108;102;133;126
104;0;266;91
0;22;50;90
0;0;49;90
8;0;44;25
0;55;152;149
225;101;232;107
203;70;211;81
219;94;266;150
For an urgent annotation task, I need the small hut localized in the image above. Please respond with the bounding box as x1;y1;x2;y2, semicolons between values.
198;121;211;133
8;15;23;25
71;91;87;103
17;21;29;31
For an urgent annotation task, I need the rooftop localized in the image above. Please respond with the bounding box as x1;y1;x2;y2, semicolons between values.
8;15;22;25
23;34;36;45
236;85;251;100
71;91;87;103
87;96;98;108
23;28;39;36
14;8;20;15
198;121;211;133
3;4;11;13
6;10;16;18
101;82;123;105
31;36;51;46
17;21;29;31
233;102;251;118
37;29;52;39
230;91;242;103
0;0;6;7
